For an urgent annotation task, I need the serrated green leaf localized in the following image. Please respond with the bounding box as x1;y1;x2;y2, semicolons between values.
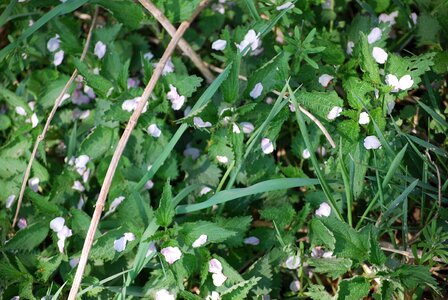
337;276;370;300
359;32;380;84
155;180;175;227
4;221;49;252
79;126;115;160
309;257;352;279
93;0;144;29
181;221;237;246
309;218;336;250
74;58;114;98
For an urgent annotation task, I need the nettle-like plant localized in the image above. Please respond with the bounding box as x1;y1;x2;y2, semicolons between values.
0;0;447;299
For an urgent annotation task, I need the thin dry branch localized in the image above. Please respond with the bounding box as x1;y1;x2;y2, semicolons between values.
205;63;337;148
67;2;209;298
12;8;99;228
139;0;215;84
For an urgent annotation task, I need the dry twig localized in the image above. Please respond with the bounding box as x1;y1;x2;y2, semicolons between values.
67;2;209;298
139;0;215;84
12;8;99;228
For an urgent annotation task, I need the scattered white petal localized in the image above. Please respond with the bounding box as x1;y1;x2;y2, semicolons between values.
244;236;260;245
161;246;182;264
53;50;64;66
6;195;16;209
146;241;157;257
206;291;221;300
72;180;85;192
249;82;263;99
216;155;229;164
372;47;388;64
155;289;175;300
302;149;311;159
148;124;162;138
105;196;125;216
363;135;381;150
236;29;261;54
212;272;227;287
199;186;212;196
290;280;301;292
322;251;334;258
240;122;254;134
57;225;73;240
315;202;331;217
410;12;418;25
57;238;65;253
208;258;223;274
157;59;175;75
50;217;65;233
184;146;200;160
212;39;227;51
114;232;135;252
387;101;395;114
94;41;107;59
346;41;355;55
75;155;90;176
367;27;382;44
77;196;85;210
69;258;79;268
397;75;414;90
265;97;274;104
358;112;370;125
144;180;154;190
143;51;154;61
17;218;27;229
289;102;296;112
184;106;192;116
318;74;334;87
232;123;241;134
317;146;327;157
379;11;398;26
121;97;148;113
193;117;212;128
15;106;27;116
327;106;342;120
127;78;139;89
277;1;294;10
167;84;185;110
261;138;274;154
47;34;60;52
28;177;40;192
285;255;301;269
192;234;208;248
374;89;379;99
385;74;399;92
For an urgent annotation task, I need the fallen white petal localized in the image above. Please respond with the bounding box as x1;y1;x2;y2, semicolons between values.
216;155;229;164
199;186;212;196
290;280;301;292
212;39;227;51
57;225;73;240
155;289;175;300
315;202;331;217
53;50;64;66
346;41;354;55
327;106;342;120
69;258;79;268
143;51;154;61
144;180;154;190
193;117;212;128
232;123;241;134
17;218;27;229
161;246;182;264
15;106;27;116
208;258;223;274
50;217;65;232
244;236;260;245
28;177;40;192
240;122;254;134
372;47;388;64
318;74;334;87
277;1;294;10
385;74;400;92
212;272;227;287
285;255;301;269
148;124;162;138
261;138;274;154
6;195;16;209
94;41;107;59
302;149;311;159
167;84;185;110
249;82;263;99
363;135;381;150
398;75;413;90
72;180;85;192
192;234;208;248
367;27;382;44
146;241;157;257
47;34;60;52
237;29;261;54
358;112;370;125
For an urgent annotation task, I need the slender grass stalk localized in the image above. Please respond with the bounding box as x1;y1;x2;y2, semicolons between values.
339;141;353;226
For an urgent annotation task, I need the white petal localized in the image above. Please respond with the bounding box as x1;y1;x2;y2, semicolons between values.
302;149;311;159
143;51;154;61
94;41;107;59
192;234;208;248
322;251;334;258
47;34;60;52
387;101;395;114
372;47;388;64
69;258;79;268
410;12;418;25
57;225;72;239
249;82;263;99
199;186;212;196
216;155;229;164
289;103;296;112
285;255;301;269
363;135;381;150
57;238;65;253
72;180;85;192
75;155;90;175
398;75;413;90
346;41;354;55
327;106;342;120
385;74;399;92
50;217;65;232
155;289;175;300
193;117;212;128
6;195;16;209
77;196;85;210
367;27;382;44
318;74;334;87
122;99;138;112
108;196;125;214
53;50;64;66
206;291;221;300
161;246;182;264
317;146;327;157
243;236;260;245
212;39;227;51
261;138;274;154
232;123;241;134
148;124;162;138
240;122;254;134
289;280;301;292
28;177;40;192
358;112;370;125
146;241;157;257
237;29;260;54
212;272;227;287
277;1;294;10
17;218;27;229
315;202;331;217
144;180;154;190
113;236;127;252
208;258;223;274
15;106;27;116
167;84;185;110
124;232;136;242
159;59;175;75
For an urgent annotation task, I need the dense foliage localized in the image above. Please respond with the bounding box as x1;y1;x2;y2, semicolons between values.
0;0;447;299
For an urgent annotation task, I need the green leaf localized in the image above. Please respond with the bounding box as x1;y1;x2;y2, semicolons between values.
166;74;203;98
181;221;237;246
309;257;352;279
4;221;49;252
392;265;439;292
295;90;344;120
27;191;60;215
79;126;115;160
93;0;144;29
306;284;333;300
221;277;261;300
74;58;114;98
416;13;441;47
359;32;380;84
337;276;370;300
309;218;336;250
37;255;62;282
260;203;295;228
221;53;241;103
343;77;374;110
155;180;175;227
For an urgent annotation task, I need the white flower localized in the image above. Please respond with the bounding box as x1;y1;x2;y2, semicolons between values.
261;138;274;154
212;272;227;287
75;155;89;175
290;280;301;292
232;123;241;133
249;82;263;99
114;232;135;252
410;12;418;25
208;258;223;274
236;29;261;54
158;59;175;75
216;155;229;164
121;97;148;113
206;291;221;300
47;34;60;52
72;180;85;192
57;239;66;253
161;246;182;264
147;124;162;138
318;74;334;87
317;146;326;157
363;135;381;150
385;74;413;92
244;236;260;245
184;146;200;160
144;180;154;190
240;122;254;134
346;41;355;55
285;255;301;269
83;85;96;99
53;50;64;66
277;1;294;10
15;106;27;116
265;97;274;104
26;113;38;128
50;217;65;233
57;225;73;240
146;241;157;257
17;218;27;229
358;112;370;125
193;117;212;128
77;196;85;210
323;251;334;258
367;27;382;44
104;196;125;217
212;39;227;51
199;186;212;196
94;41;106;59
315;202;331;217
28;177;40;192
50;217;72;253
374;89;379;99
155;289;175;300
167;84;185;110
327;106;342;120
372;47;388;64
379;11;398;26
192;234;208;248
6;195;16;209
143;51;154;61
302;149;311;159
69;258;79;268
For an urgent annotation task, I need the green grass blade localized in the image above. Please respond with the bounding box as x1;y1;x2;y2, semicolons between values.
244;0;261;21
0;0;17;28
176;178;319;214
172;184;203;207
381;144;408;189
50;281;67;300
416;99;448;129
382;179;419;221
339;143;353;226
78;270;131;297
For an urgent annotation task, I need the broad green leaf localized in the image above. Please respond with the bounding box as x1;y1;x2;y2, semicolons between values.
359;32;380;84
309;257;352;279
74;59;114;98
155;180;175;227
4;221;49;252
337;276;370;300
93;0;144;29
181;221;237;245
79;126;115;160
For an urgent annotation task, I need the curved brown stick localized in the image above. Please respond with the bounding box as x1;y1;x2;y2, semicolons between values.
67;2;209;299
12;7;99;228
139;0;215;84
